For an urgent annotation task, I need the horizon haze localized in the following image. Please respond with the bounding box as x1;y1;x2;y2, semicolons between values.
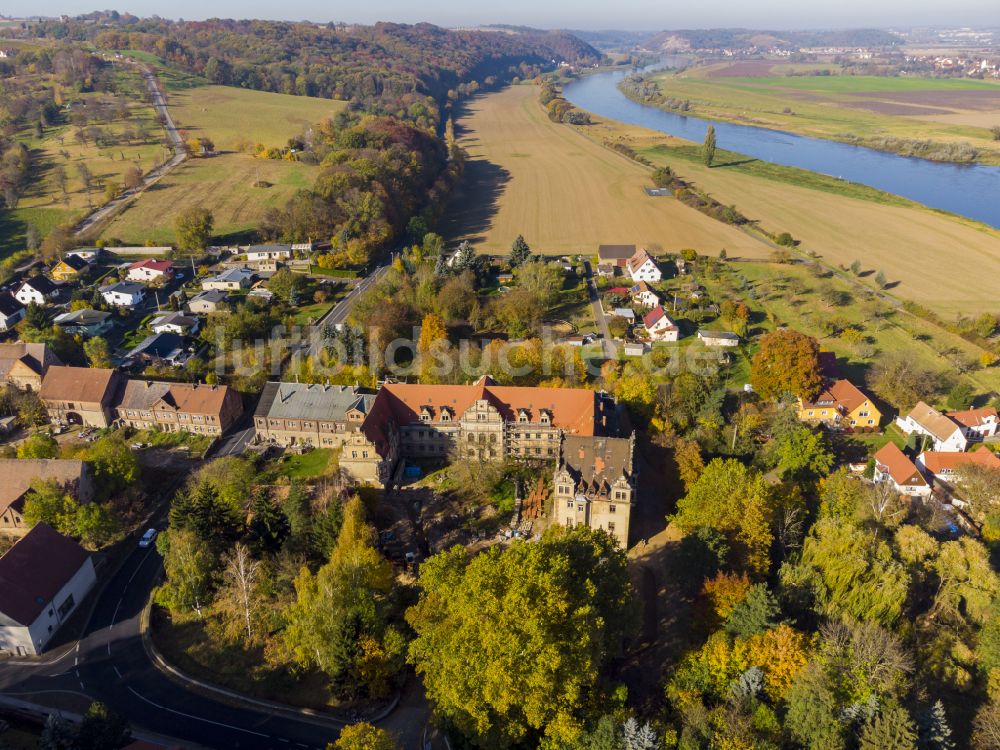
4;0;1000;31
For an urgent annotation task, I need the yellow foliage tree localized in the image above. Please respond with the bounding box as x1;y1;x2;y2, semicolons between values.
745;624;812;701
703;571;752;622
417;313;449;383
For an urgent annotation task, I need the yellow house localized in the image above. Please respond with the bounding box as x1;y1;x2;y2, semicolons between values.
50;255;89;282
798;379;882;431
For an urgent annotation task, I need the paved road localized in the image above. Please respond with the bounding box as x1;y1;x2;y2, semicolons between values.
74;65;187;237
0;542;351;749
583;260;616;359
304;260;393;357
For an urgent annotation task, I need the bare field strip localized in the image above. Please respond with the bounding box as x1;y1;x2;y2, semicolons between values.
442;85;767;258
573;115;1000;317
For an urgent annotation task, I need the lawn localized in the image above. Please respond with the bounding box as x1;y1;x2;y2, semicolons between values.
292;300;336;326
569;114;1000;317
439;84;768;257
643;65;1000;162
274;448;336;479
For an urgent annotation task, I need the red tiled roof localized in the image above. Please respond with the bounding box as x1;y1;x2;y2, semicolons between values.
128;259;173;272
0;524;89;626
920;446;1000;475
643;305;676;330
40;366;120;405
800;379;873;414
874;443;927;487
945;406;998;429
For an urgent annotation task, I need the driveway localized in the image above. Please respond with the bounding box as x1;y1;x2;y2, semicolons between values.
583;260;616;359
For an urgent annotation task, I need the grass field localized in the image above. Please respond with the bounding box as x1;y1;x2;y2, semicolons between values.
441;84;767;257
644;64;1000;162
98;86;345;244
569;113;1000;317
167;85;346;152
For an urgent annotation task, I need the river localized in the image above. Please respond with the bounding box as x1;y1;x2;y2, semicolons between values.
562;64;1000;229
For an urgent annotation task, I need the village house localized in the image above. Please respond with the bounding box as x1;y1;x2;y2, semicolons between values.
643;306;680;342
612;308;635;323
0;524;97;655
917;446;1000;483
126;259;174;284
797;379;882;430
553;434;636;548
149;312;199;336
40;366;124;428
697;330;741;348
596;263;617;278
873;443;930;498
339;377;620;486
897;401;968;452
944;406;999;442
246;243;292;262
629;281;659;308
253;382;377;448
116;380;243;436
187;290;230;314
53;309;113;338
597;244;636;269
0;294;25;332
49;254;90;282
0;459;94;535
123;333;191;369
99;281;146;308
65;248;103;263
201;268;254;291
0;343;60;391
626;248;662;283
14;276;60;306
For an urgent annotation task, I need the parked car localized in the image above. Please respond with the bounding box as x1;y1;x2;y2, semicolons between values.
138;528;158;548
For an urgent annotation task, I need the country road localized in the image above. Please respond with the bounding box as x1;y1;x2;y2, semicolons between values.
0;524;430;749
583;260;616;359
74;64;187;237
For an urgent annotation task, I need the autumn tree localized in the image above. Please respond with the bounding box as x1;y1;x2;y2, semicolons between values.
217;543;264;646
331;723;398;750
283;496;403;699
749;329;822;401
417;312;449;383
674;459;775;575
83;337;111;368
173;206;214;253
155;528;217;617
407;526;637;747
17;432;58;459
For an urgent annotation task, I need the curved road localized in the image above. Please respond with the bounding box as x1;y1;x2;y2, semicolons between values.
75;64;187;237
0;530;431;748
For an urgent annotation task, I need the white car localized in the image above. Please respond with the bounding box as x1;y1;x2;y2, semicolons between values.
138;528;158;548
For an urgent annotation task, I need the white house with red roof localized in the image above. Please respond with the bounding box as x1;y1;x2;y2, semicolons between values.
0;524;96;655
945;406;999;441
126;259;174;283
873;442;930;497
897;402;969;452
643;305;679;342
630;281;660;308
626;248;662;283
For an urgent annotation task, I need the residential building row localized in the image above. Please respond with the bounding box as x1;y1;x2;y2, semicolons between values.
38;366;243;436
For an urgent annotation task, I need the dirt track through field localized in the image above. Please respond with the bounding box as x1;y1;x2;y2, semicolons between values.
441;85;768;257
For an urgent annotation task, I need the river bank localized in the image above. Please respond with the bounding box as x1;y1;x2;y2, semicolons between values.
562;66;1000;229
618;71;1000;167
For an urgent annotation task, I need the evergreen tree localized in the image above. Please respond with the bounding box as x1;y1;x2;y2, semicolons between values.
39;713;75;750
918;700;955;750
509;234;531;267
703;124;717;167
725;584;781;637
859;699;918;750
247;487;290;557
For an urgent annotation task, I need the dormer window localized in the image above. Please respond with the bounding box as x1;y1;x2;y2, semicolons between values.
420;406;433;422
518;409;529;423
441;408;452;422
540;410;551;425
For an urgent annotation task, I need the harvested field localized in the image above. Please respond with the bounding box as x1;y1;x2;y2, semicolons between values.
571;113;1000;316
842;101;952;116
707;62;775;77
442;85;766;257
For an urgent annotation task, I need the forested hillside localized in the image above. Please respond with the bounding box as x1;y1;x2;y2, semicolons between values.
31;16;601;126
